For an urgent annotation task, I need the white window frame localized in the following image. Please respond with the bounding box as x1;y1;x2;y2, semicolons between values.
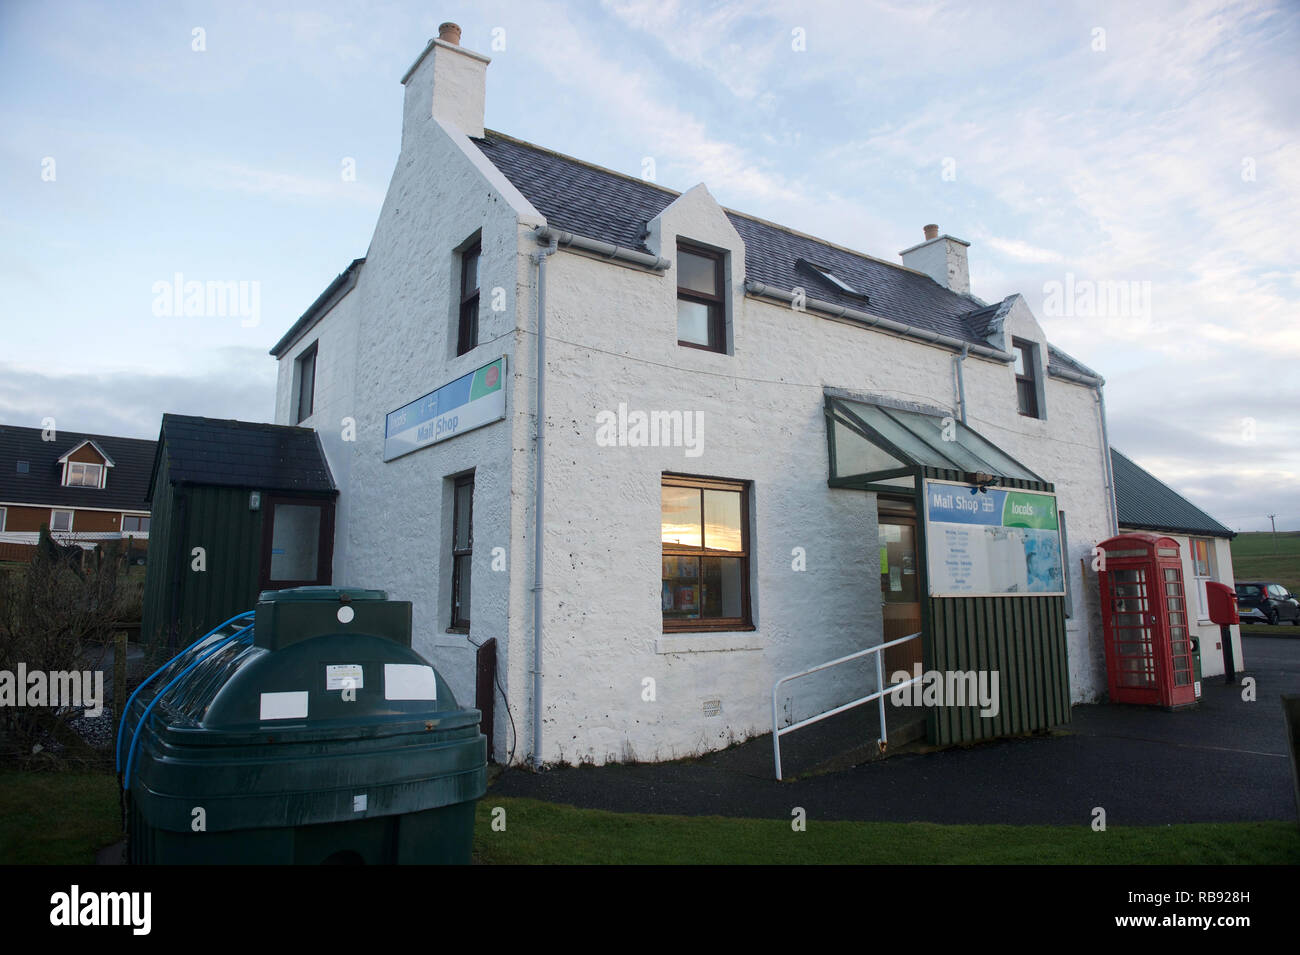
50;509;74;533
0;506;6;532
65;461;104;488
1189;537;1215;619
121;513;150;535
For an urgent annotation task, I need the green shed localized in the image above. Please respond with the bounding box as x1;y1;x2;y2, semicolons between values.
141;414;337;651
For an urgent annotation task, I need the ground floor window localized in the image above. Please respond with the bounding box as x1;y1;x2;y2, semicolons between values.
661;474;751;631
451;474;474;630
122;514;151;534
260;496;334;589
50;509;73;532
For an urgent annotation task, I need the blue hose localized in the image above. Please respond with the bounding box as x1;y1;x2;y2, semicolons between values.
121;622;255;791
115;611;254;774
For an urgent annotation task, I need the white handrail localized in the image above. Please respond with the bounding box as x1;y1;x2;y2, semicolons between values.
771;631;922;780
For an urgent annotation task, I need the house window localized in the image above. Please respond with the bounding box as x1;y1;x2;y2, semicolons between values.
122;514;151;534
457;239;481;356
295;344;317;424
1190;537;1214;618
450;474;474;629
661;474;751;631
51;510;73;532
1013;339;1040;418
0;507;6;532
16;461;29;473
66;462;103;487
676;242;725;352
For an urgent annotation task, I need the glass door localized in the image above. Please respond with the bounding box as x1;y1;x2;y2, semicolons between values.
880;515;922;679
1109;567;1158;700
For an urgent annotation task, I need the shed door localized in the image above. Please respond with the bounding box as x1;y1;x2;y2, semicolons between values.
260;497;335;590
1109;567;1159;702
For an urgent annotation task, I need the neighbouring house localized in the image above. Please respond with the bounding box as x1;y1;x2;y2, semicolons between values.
1110;447;1243;679
0;423;155;562
265;22;1123;768
140;415;336;650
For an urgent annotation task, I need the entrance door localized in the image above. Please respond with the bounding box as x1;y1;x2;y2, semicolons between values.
879;514;923;679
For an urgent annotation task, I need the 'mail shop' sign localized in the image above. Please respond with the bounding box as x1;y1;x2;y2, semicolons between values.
384;357;506;461
924;479;1065;598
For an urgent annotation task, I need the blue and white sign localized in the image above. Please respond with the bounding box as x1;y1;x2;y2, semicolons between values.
924;479;1065;597
383;357;506;461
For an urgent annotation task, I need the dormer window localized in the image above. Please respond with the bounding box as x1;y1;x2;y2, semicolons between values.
676;242;725;353
1013;338;1043;418
66;462;103;487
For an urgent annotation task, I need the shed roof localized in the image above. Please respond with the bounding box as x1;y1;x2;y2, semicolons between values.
149;415;336;501
1111;448;1234;539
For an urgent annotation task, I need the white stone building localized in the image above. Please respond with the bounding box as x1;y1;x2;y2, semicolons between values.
270;25;1124;767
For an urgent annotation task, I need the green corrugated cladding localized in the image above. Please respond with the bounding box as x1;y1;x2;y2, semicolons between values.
141;476;265;650
140;456;175;649
917;468;1072;745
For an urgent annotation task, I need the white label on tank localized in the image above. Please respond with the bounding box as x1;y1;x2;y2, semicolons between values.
326;664;364;691
260;690;309;720
384;664;438;701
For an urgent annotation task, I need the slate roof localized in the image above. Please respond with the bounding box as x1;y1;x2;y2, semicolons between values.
149;415;336;501
1111;448;1234;538
475;132;999;348
0;424;156;511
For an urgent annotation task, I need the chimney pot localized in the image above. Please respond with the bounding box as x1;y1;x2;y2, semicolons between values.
438;22;462;45
923;223;939;241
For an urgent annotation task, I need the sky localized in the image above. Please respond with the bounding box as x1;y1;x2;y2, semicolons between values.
1;0;1297;531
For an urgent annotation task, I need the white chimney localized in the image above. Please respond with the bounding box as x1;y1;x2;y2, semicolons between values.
401;22;490;146
899;224;971;296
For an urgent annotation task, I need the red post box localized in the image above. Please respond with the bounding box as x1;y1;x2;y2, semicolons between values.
1097;533;1197;708
1205;581;1238;626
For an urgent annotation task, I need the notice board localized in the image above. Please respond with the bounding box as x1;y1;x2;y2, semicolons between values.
923;479;1064;597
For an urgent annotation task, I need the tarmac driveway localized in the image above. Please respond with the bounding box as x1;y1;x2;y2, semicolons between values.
490;634;1299;826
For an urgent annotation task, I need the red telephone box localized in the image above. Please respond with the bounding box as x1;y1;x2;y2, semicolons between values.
1097;533;1197;708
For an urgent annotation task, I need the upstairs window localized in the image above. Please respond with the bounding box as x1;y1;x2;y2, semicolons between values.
295;343;317;424
457;239;481;356
676;243;725;353
66;462;103;487
1013;339;1041;418
16;461;29;473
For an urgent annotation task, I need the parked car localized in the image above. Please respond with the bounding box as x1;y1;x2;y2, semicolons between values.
1235;582;1300;625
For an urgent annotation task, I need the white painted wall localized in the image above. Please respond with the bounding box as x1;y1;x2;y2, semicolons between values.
274;286;359;581
274;92;1115;768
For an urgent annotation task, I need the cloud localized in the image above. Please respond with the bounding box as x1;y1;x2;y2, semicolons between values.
0;351;276;441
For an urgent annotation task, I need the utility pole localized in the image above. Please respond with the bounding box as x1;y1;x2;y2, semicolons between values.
1268;513;1277;554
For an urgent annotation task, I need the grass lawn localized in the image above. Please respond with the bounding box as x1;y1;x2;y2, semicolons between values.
0;770;122;864
3;773;1295;865
1231;530;1300;594
470;798;1300;865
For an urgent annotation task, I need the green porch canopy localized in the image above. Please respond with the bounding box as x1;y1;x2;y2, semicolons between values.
825;393;1044;492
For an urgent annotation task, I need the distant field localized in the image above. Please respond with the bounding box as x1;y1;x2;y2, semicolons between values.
1230;530;1300;593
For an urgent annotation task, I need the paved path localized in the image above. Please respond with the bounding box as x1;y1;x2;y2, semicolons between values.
491;634;1299;825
